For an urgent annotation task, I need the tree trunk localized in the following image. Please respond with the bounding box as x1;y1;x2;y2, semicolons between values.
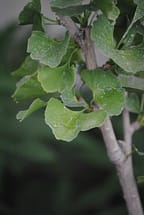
101;118;143;215
83;27;144;215
118;157;143;215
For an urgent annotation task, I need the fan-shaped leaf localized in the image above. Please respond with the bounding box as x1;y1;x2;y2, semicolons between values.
125;93;140;114
19;0;44;31
118;74;144;91
81;69;125;115
45;98;106;141
37;64;75;93
12;56;39;77
12;73;46;102
91;15;144;74
27;31;70;68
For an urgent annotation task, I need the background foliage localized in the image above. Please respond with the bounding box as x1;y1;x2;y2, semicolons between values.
0;1;144;214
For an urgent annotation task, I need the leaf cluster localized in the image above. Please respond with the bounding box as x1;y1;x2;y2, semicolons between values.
12;0;144;141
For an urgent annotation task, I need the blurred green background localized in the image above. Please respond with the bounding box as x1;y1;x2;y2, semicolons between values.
0;17;144;215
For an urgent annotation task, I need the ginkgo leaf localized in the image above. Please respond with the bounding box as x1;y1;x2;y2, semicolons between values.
113;48;144;74
19;0;44;31
114;0;144;49
81;68;125;115
27;31;70;68
91;14;144;74
91;0;120;23
51;0;119;21
95;88;125;116
80;110;107;131
125;93;140;114
91;15;115;53
132;0;144;26
12;56;39;77
37;64;75;93
45;98;81;141
118;74;144;91
16;98;46;122
12;73;46;102
45;98;106;141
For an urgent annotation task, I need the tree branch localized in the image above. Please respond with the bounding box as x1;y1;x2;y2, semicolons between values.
59;15;82;47
123;109;141;148
59;15;143;215
59;16;97;69
100;117;125;164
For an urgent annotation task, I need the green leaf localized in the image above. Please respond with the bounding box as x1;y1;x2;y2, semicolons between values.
16;98;46;122
116;0;144;48
81;69;125;115
133;0;144;24
91;0;120;23
27;31;70;68
80;110;107;131
12;56;39;77
19;0;44;31
91;15;115;53
82;69;120;90
45;98;82;141
113;48;144;74
50;0;83;9
118;74;144;91
125;93;140;113
96;88;125;116
122;23;144;48
51;0;120;20
12;73;46;102
107;1;120;24
91;15;144;74
37;64;75;93
45;98;106;141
